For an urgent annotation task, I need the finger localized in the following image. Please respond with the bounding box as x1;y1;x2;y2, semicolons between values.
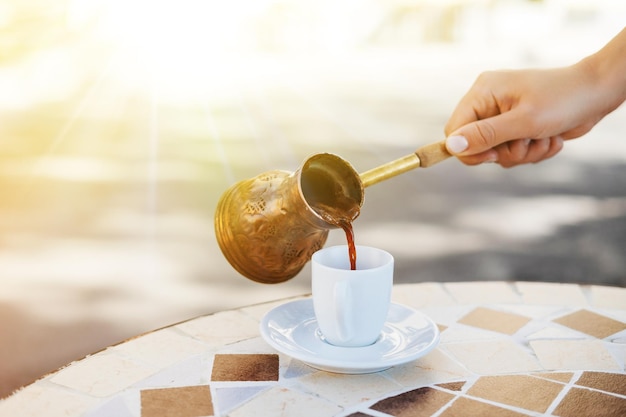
495;136;564;168
446;107;539;156
455;149;499;166
530;136;564;163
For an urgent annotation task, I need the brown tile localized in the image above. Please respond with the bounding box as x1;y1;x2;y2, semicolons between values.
439;397;528;417
553;310;626;339
553;387;626;417
370;387;454;417
458;307;530;335
575;372;626;396
436;381;466;392
467;375;563;413
141;385;213;417
211;354;279;382
532;372;574;383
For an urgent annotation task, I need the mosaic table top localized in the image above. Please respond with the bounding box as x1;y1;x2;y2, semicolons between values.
1;281;625;417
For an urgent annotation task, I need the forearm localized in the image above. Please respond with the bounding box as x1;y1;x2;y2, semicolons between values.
580;27;626;112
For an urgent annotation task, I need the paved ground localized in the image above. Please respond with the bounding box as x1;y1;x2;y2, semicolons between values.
1;2;625;397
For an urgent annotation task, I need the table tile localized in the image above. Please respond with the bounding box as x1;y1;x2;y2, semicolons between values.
210;354;279;382
457;307;530;335
140;385;213;417
384;348;471;388
532;372;574;383
391;282;456;308
0;384;99;417
110;328;208;368
213;386;269;415
553;387;626;417
50;353;157;397
227;386;342;417
444;340;542;374
466;375;563;413
589;285;626;310
444;281;520;305
516;282;588;306
553;310;626;339
439;396;529;417
175;310;259;348
298;371;402;407
435;381;466;392
531;340;621;371
575;371;626;396
370;387;455;417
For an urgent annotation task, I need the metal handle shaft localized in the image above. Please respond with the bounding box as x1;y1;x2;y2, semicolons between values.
359;140;451;188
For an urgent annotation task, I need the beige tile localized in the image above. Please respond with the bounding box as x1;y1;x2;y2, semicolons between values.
370;387;455;417
554;310;626;339
298;371;401;406
553;387;626;417
588;285;626;310
458;307;530;335
0;384;99;417
228;386;342;417
175;310;259;348
531;340;621;371
467;375;563;413
440;325;501;343
385;348;471;388
575;371;626;396
436;381;466;392
444;340;542;374
110;328;207;368
392;283;456;308
141;385;213;417
444;282;520;305
211;354;279;382
241;296;308;321
516;282;588;306
50;353;157;397
439;396;528;417
532;372;574;383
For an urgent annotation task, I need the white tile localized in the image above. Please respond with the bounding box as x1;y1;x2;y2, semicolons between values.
516;282;588;307
392;283;456;308
50;353;157;397
297;371;402;406
110;328;208;368
384;348;472;388
241;296;308;321
444;281;520;305
0;384;99;417
530;340;621;371
228;386;342;417
443;340;542;374
175;310;260;348
588;285;626;310
527;326;588;341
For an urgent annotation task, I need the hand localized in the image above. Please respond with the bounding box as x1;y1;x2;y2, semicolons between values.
443;64;608;167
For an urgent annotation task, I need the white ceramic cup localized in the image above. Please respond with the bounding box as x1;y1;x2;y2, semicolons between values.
311;245;394;347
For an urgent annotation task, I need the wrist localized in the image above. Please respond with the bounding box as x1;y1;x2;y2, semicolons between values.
581;28;626;111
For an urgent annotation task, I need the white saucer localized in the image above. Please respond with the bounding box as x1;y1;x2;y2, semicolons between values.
260;299;440;374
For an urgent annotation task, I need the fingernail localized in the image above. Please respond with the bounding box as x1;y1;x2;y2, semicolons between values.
485;151;498;163
446;135;468;154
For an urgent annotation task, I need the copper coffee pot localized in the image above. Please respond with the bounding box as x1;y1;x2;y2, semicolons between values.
215;141;451;283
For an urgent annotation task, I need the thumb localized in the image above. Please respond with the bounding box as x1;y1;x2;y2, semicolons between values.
446;110;532;156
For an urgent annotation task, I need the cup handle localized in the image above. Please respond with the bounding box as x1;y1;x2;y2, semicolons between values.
334;280;353;342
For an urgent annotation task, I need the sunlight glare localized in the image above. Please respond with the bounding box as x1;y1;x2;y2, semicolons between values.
69;0;268;101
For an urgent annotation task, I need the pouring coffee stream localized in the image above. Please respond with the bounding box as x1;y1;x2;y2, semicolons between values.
214;140;450;283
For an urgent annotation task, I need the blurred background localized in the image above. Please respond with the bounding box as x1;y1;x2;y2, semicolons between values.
1;0;625;397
